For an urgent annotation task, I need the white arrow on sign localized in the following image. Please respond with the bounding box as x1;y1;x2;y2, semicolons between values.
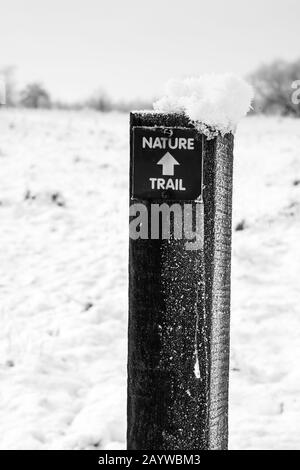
157;152;180;176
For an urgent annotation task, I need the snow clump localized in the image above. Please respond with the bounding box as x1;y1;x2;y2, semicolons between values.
153;74;253;137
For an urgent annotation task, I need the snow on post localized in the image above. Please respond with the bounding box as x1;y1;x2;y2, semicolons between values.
128;75;253;450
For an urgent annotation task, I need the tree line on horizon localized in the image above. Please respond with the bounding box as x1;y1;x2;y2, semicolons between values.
0;66;153;112
1;58;300;116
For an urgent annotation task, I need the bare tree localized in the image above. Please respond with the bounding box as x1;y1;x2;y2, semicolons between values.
20;82;51;109
249;59;300;116
86;89;112;112
0;66;17;106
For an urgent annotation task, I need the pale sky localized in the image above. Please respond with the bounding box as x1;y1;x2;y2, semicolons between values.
1;0;299;101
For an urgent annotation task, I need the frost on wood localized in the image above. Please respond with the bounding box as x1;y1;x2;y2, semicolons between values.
153;74;253;138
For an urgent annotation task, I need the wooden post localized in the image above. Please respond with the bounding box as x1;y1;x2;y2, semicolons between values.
128;112;234;450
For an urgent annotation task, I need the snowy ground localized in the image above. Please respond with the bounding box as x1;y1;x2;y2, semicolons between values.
0;109;299;449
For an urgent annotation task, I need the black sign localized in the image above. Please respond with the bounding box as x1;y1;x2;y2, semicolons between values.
132;126;203;200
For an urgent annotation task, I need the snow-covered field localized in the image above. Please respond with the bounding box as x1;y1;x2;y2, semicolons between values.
0;109;299;449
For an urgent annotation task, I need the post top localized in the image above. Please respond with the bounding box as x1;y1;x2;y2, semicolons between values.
130;111;194;129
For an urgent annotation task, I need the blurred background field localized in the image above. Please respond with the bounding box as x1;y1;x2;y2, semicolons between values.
0;109;300;449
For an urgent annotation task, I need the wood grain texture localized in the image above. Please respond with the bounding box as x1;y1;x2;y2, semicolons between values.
203;135;234;449
128;112;233;450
